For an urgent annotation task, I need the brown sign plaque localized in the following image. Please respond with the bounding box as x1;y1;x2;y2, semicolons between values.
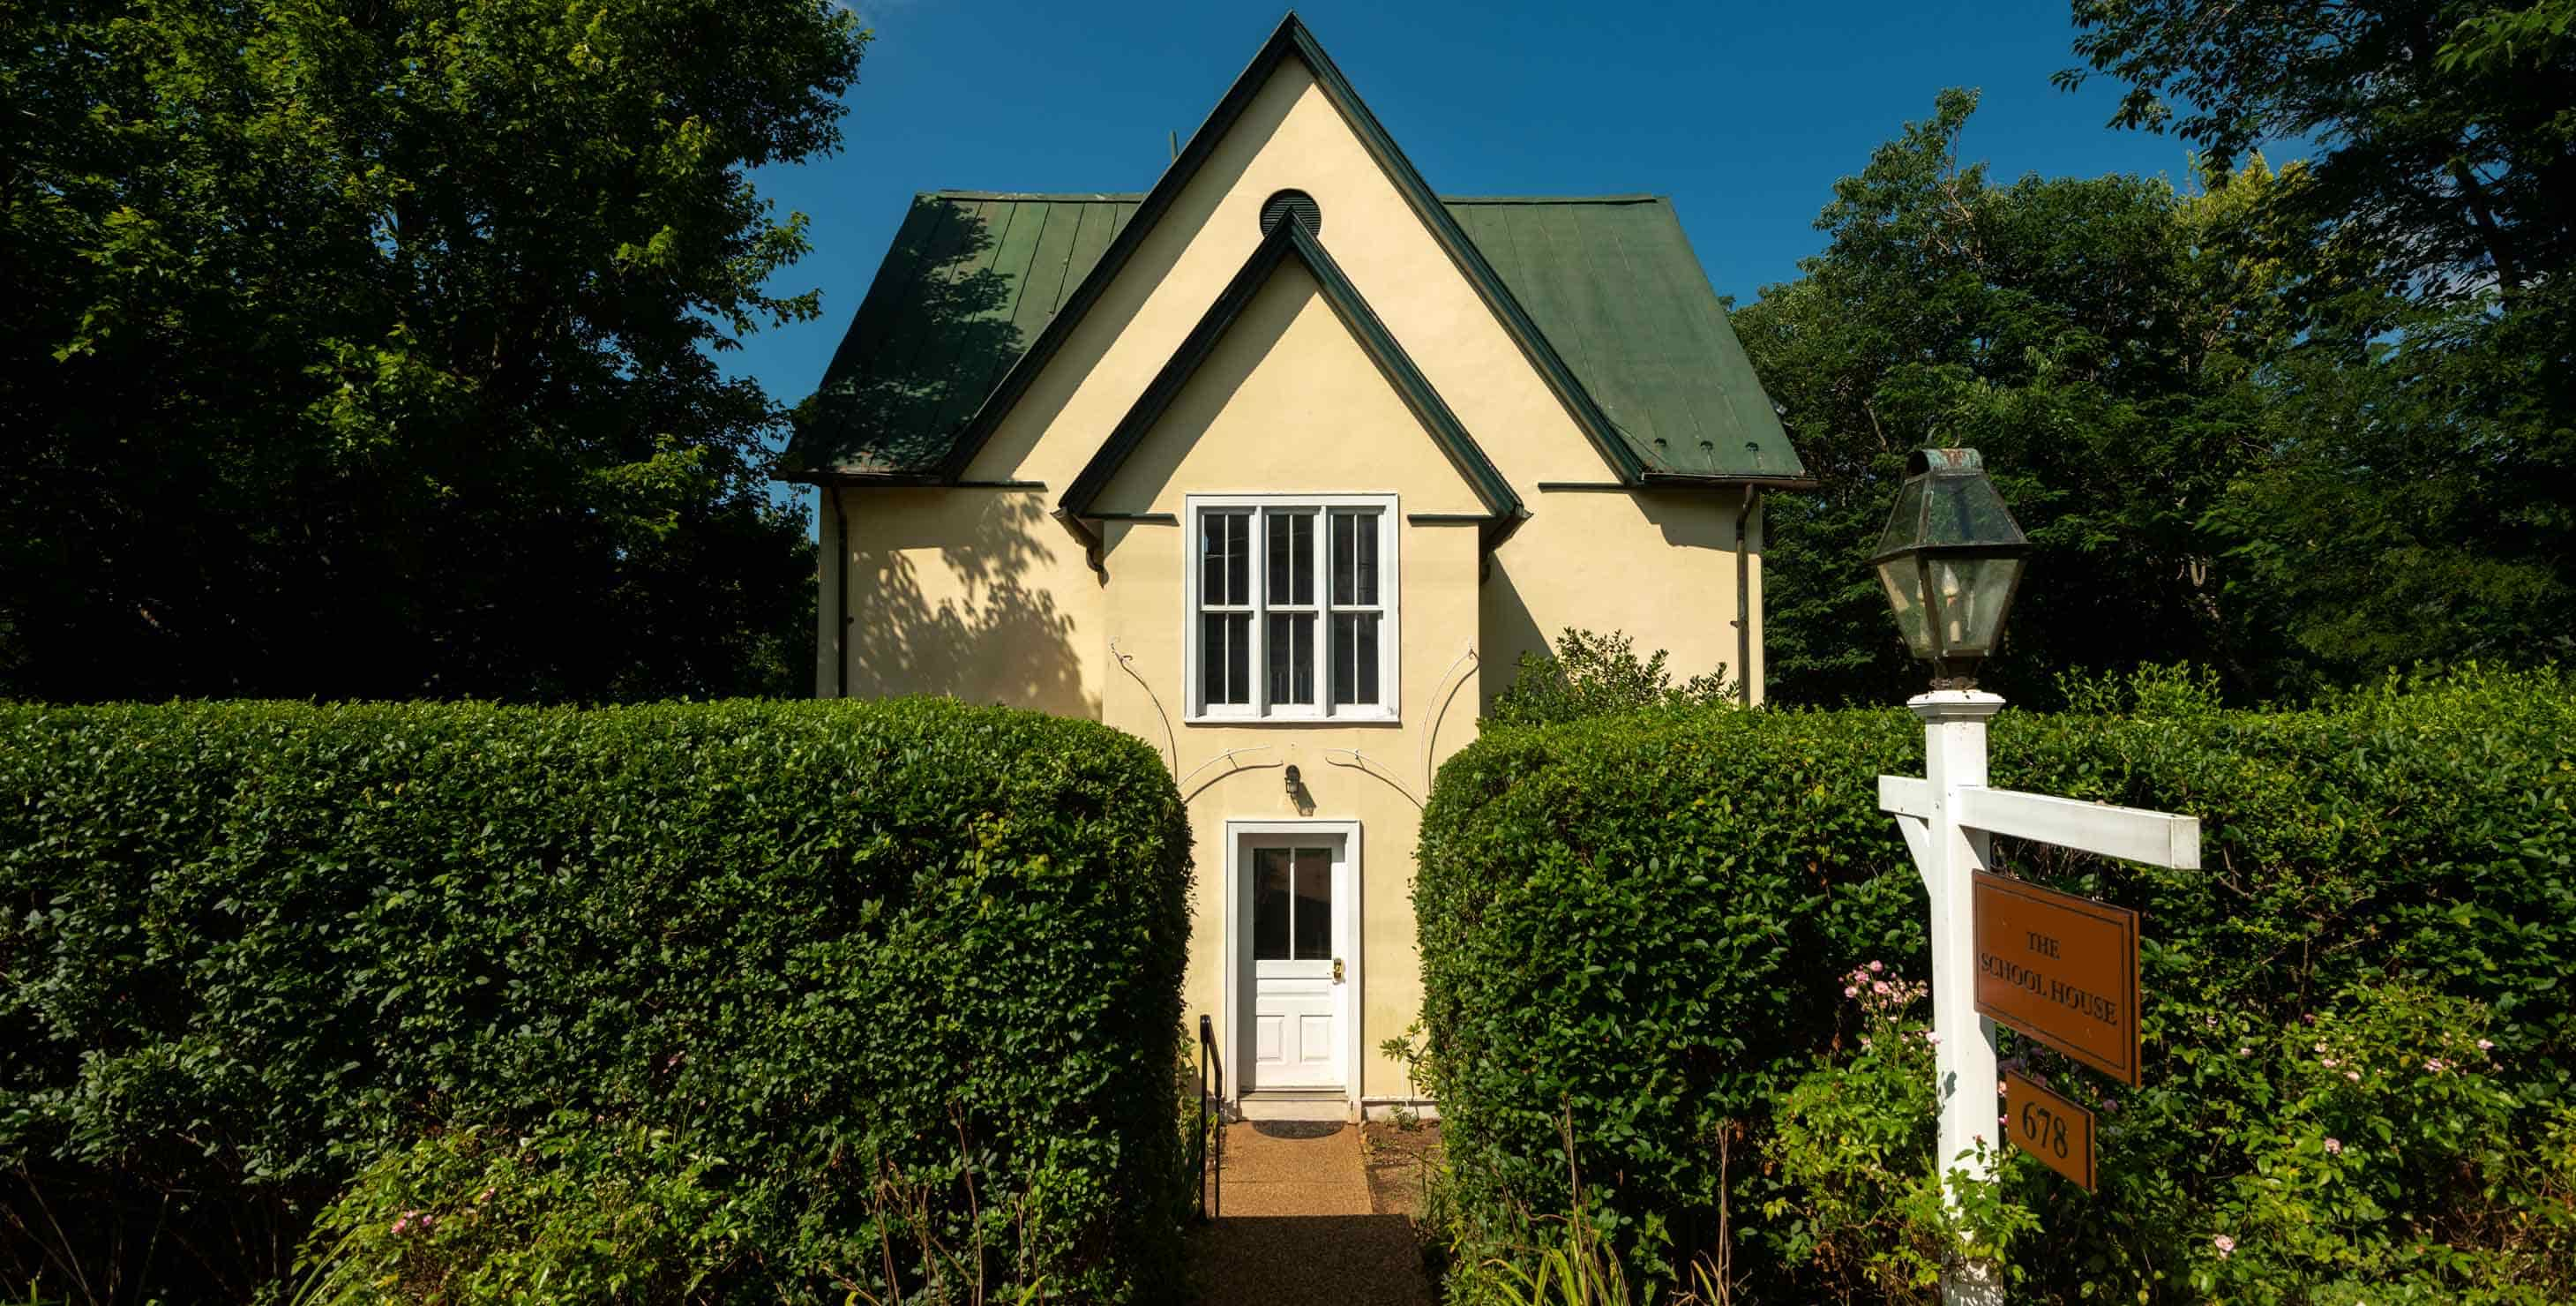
1972;871;2142;1085
2003;1069;2097;1190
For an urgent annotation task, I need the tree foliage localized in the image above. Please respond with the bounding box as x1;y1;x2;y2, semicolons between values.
0;0;865;701
1740;79;2574;703
2063;0;2576;307
1485;628;1734;728
1737;91;2299;702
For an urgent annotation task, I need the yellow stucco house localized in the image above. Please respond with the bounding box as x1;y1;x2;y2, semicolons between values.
782;16;1808;1120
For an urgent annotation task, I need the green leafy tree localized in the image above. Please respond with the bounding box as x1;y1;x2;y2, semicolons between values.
2063;0;2576;681
0;0;865;701
2062;0;2576;309
1736;91;2298;704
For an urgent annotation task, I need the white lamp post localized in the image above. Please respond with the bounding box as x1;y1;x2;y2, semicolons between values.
1871;451;2200;1304
1875;449;2028;1305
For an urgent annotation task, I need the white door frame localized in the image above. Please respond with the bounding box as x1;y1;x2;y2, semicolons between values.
1222;817;1362;1114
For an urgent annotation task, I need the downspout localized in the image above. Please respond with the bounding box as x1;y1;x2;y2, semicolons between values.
835;487;851;700
1736;485;1758;708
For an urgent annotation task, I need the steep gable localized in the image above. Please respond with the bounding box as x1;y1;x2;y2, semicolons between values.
1060;219;1521;547
783;16;1808;491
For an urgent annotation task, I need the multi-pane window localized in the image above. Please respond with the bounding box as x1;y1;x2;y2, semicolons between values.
1189;496;1397;719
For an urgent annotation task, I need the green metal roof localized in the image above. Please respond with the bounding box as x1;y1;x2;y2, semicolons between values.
785;190;1806;485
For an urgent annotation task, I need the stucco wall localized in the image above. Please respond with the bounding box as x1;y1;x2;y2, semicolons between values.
820;56;1764;1105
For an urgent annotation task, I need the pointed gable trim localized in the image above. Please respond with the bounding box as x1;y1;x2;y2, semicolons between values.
1060;220;1525;543
938;12;1649;486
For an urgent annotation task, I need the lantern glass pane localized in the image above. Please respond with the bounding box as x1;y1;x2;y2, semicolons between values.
1876;558;1937;658
1872;476;1928;555
1923;554;2024;656
1921;473;2027;549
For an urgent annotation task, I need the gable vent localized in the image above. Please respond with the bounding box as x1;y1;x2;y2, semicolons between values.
1259;189;1322;237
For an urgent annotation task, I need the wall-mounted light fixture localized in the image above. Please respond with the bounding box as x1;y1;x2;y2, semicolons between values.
1283;764;1301;795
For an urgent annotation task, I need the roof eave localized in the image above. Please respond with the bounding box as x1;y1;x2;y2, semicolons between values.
1636;470;1820;492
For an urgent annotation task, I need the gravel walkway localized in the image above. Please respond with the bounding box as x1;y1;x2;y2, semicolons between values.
1188;1122;1434;1305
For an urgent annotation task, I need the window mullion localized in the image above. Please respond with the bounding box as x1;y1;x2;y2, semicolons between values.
1318;508;1336;716
1252;508;1270;717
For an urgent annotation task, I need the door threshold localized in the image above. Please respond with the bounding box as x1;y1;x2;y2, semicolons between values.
1236;1089;1354;1122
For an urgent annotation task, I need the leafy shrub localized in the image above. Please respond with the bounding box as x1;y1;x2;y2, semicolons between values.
0;699;1194;1303
296;1118;762;1304
1484;629;1735;728
1758;964;2031;1304
1417;665;2576;1298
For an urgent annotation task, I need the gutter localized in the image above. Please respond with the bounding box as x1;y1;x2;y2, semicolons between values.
1639;470;1818;492
1736;485;1758;708
835;488;850;699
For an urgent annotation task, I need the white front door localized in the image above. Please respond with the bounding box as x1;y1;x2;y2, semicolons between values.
1246;835;1350;1090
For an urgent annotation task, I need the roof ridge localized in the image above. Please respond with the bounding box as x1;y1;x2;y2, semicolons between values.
1440;194;1666;204
924;190;1144;201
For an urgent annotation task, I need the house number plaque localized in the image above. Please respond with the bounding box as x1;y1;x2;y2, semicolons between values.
2003;1068;2096;1191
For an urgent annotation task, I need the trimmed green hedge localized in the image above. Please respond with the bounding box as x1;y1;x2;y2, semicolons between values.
1416;668;2576;1295
0;699;1194;1302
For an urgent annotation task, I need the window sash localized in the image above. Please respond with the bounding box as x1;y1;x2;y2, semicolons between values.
1191;499;1392;719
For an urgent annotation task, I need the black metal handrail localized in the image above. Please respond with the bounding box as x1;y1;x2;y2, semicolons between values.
1196;1013;1223;1220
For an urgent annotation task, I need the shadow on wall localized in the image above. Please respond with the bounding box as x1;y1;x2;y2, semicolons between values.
962;82;1293;478
1473;492;1745;709
1089;264;1292;530
797;202;1097;717
850;490;1097;718
1477;559;1549;709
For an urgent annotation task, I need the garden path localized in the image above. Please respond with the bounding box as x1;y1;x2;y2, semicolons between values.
1188;1121;1434;1305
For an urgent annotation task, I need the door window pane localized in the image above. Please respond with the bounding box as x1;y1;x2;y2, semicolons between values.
1292;847;1332;960
1252;847;1291;960
1331;613;1381;705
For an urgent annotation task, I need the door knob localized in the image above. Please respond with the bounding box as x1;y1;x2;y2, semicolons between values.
1333;957;1345;983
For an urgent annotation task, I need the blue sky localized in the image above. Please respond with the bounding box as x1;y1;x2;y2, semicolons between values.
734;0;2254;453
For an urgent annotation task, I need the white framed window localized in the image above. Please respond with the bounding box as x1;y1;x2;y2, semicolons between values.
1186;494;1398;722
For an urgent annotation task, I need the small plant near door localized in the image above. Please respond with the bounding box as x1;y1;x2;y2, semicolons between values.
1447;1113;1741;1306
1378;1022;1437;1130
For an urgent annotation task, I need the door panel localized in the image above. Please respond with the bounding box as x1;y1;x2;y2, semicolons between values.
1247;837;1350;1090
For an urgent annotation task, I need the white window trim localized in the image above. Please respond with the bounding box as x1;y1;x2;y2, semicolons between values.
1184;492;1400;724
